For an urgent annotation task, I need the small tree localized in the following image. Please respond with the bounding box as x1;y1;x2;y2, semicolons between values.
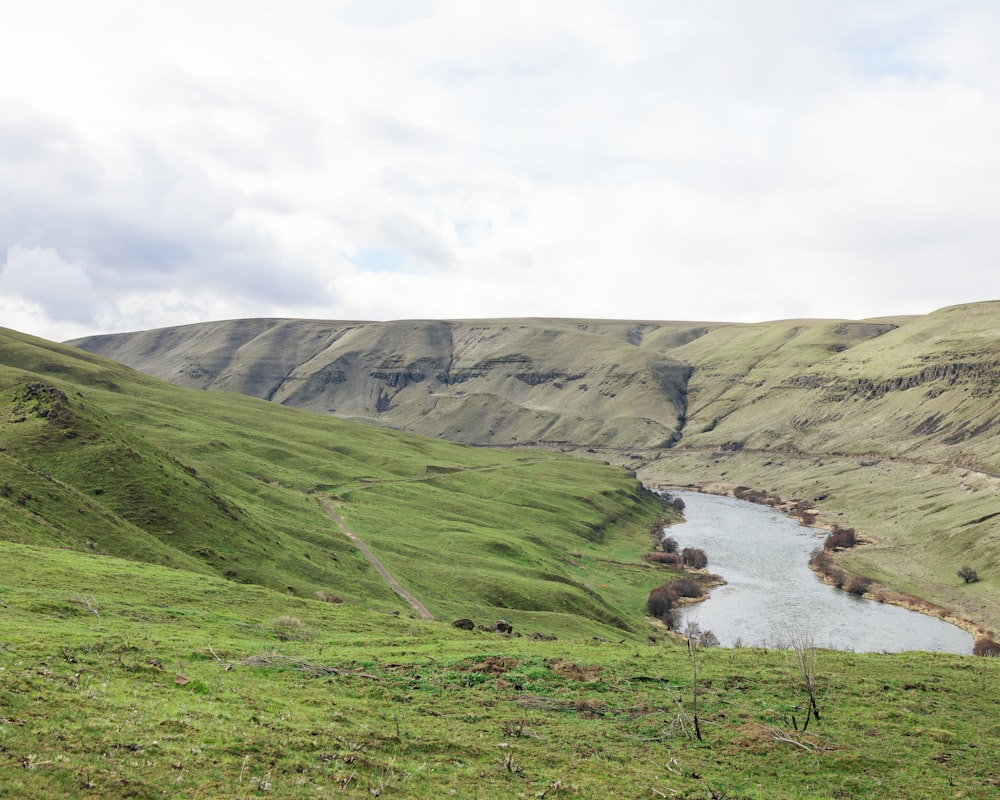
787;628;821;730
646;585;677;620
698;628;720;648
958;566;980;584
683;623;705;741
646;585;682;630
661;535;679;554
671;496;685;512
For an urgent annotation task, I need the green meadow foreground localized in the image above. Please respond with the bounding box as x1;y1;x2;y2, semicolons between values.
2;543;998;799
2;325;999;797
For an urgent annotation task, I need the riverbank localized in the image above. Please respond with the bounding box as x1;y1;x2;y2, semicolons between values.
648;481;991;644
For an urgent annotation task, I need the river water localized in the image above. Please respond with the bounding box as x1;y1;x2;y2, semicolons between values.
670;491;973;654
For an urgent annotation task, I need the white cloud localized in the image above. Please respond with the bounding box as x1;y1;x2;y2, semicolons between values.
1;245;99;326
2;1;1000;341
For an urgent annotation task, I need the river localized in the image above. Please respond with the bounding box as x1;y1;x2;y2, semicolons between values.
670;491;973;653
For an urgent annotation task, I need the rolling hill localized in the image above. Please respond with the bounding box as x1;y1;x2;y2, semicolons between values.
1;325;668;639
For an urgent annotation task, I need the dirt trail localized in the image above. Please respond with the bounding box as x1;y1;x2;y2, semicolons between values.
316;497;434;621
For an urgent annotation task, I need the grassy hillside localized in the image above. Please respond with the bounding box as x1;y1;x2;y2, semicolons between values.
1;540;998;799
673;303;1000;466
1;326;668;639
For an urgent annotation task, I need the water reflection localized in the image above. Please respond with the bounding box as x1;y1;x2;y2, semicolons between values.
670;492;972;654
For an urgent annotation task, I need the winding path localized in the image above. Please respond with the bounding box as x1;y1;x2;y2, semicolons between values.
316;497;435;621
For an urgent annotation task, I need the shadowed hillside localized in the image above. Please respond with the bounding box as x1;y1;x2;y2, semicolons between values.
70;318;704;450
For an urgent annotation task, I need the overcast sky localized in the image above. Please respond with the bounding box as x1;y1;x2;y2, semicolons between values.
3;1;1000;341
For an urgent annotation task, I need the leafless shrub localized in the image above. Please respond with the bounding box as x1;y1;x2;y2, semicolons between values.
823;526;857;551
646;586;683;631
644;551;682;566
786;628;822;730
498;719;528;738
646;586;677;620
681;547;708;570
973;636;1000;657
668;577;705;599
809;548;846;587
271;615;312;641
844;575;873;596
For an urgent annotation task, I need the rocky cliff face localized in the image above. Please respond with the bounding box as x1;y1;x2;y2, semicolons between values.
69;318;706;450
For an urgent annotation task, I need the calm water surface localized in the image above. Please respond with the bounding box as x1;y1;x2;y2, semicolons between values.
671;492;973;654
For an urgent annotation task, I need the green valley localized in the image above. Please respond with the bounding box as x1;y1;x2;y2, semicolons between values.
70;302;1000;635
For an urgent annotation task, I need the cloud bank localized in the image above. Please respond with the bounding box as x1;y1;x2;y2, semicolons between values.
2;1;1000;341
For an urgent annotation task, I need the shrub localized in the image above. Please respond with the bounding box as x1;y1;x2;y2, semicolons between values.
681;547;708;570
644;551;682;566
671;497;685;512
646;585;677;620
844;575;873;596
958;566;980;584
973;637;1000;657
660;536;679;554
272;615;311;641
824;526;857;551
809;547;832;571
668;577;705;599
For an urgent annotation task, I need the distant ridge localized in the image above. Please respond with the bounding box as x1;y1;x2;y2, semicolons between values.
68;303;1000;466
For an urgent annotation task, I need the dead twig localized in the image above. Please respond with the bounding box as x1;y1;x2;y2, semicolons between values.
239;652;380;679
765;726;821;752
72;595;101;621
207;645;234;671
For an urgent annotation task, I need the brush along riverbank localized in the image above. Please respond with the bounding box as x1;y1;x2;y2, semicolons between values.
1;541;998;799
639;448;1000;640
648;479;992;643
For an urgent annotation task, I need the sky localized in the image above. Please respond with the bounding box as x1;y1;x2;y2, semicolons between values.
3;1;1000;342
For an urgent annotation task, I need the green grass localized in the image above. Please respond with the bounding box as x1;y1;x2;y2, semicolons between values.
0;325;670;639
1;541;998;799
4;324;1000;798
